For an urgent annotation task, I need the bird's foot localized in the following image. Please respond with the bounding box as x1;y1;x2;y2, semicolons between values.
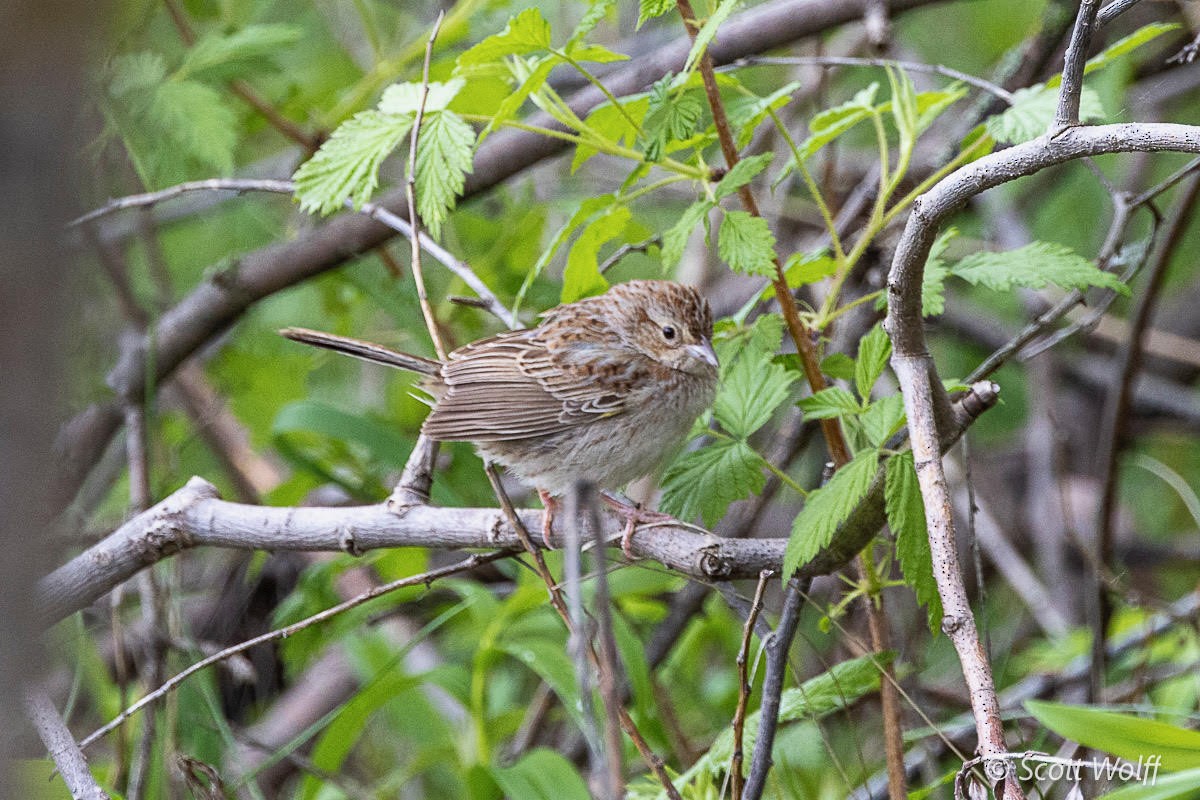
538;489;559;550
600;492;674;560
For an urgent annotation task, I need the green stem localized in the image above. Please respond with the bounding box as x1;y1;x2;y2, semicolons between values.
767;108;846;262
553;50;642;134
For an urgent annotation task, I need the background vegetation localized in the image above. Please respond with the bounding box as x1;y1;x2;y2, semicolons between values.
9;0;1200;798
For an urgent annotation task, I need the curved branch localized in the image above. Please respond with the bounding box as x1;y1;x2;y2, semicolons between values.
39;384;998;628
884;122;1200;792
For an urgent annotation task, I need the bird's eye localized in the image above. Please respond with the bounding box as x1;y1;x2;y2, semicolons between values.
661;325;677;341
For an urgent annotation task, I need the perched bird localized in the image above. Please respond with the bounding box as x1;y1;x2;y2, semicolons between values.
281;279;719;555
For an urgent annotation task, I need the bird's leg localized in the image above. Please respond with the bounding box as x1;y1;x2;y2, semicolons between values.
538;489;559;549
600;491;674;560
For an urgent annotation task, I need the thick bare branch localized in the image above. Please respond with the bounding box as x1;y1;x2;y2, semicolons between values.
885;122;1200;794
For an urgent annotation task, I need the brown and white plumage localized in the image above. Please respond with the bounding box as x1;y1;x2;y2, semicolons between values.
281;280;718;498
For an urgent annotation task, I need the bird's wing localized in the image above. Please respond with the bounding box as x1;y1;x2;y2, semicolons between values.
421;329;633;442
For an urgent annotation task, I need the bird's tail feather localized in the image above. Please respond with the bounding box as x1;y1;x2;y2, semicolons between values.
279;328;441;376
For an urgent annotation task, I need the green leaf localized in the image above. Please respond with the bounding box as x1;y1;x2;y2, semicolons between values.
1100;765;1200;800
562;205;628;302
414;110;476;238
886;67;919;152
177;23;302;81
802;83;878;157
1026;701;1200;772
785;448;879;576
682;0;742;74
714;349;796;438
985;85;1104;144
458;8;552;65
726;81;801;148
379;79;465;115
920;228;957;317
293;110;413;214
568;0;617;47
718;210;776;276
641;75;704;161
886;452;942;631
108;52;167;96
951;241;1129;295
491;749;591;800
568;43;629;64
860;394;905;448
660;439;765;527
148;80;239;174
1041;22;1182;88
714;153;773;200
675;653;890;788
637;0;676;28
661;200;712;271
958;123;996;164
482;55;557;141
913;86;969;135
714;313;784;369
784;250;838;286
820;352;856;382
798;387;861;420
854;323;892;401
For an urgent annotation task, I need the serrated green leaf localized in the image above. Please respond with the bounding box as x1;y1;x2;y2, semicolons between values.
562;205;627;302
641;75;704;161
798;387;861;420
726;81;801;147
784;250;838;286
414;110;476;238
958;123;996;165
482;55;557;141
1044;22;1181;87
293;110;414;214
574;95;647;171
682;0;742;73
718;210;776;276
820;352;856;382
568;43;629;63
985;85;1104;144
177;23;301;81
661;200;712;271
860;394;905;448
920;227;957;317
379;79;465;115
715;313;784;370
785;448;879;576
108;52;167;96
714;350;796;438
1026;701;1200;771
886;452;941;631
951;241;1129;295
855;323;892;400
490;749;591;800
568;0;617;47
660;439;765;527
637;0;676;28
458;7;552;65
886;67;918;151
914;85;969;135
714;153;773;200
775;84;878;186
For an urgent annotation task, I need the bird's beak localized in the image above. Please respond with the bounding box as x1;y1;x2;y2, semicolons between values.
687;338;719;369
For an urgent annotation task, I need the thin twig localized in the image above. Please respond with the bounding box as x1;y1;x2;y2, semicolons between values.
77;550;513;752
1092;173;1200;702
68;178;519;329
1097;0;1143;26
583;485;626;800
485;467;679;799
730;55;1016;104
405;11;449;361
742;577;809;800
1054;0;1100;130
730;570;771;800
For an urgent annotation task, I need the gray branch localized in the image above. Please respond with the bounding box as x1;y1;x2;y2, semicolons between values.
885;122;1200;793
23;689;110;800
